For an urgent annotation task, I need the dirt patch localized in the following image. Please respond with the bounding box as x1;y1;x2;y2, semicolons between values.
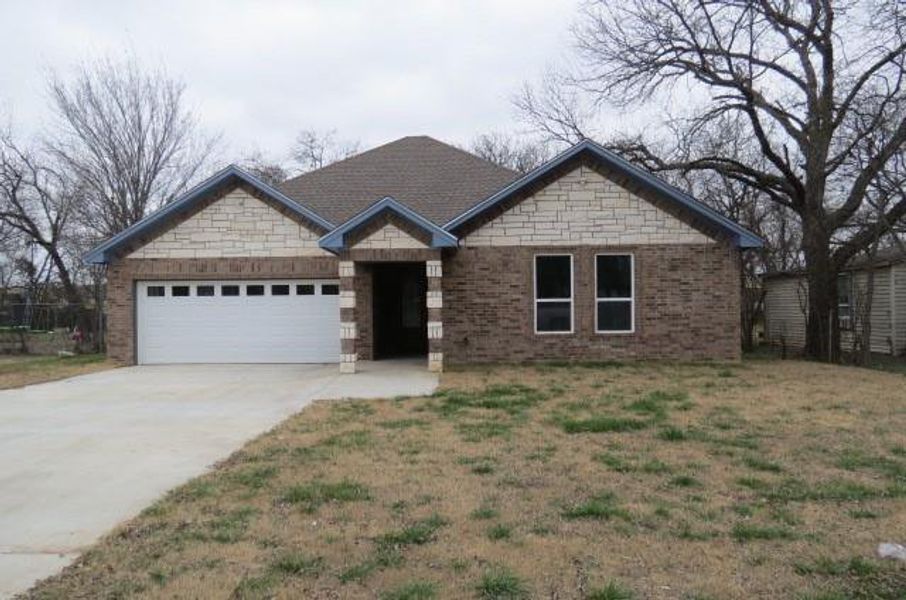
22;359;906;599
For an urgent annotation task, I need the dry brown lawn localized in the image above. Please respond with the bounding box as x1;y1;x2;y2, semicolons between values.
23;358;906;600
0;354;115;390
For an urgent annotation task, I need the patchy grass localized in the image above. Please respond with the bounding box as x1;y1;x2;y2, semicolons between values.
587;580;635;599
24;359;906;599
280;480;371;512
0;353;114;389
477;566;530;599
559;415;649;434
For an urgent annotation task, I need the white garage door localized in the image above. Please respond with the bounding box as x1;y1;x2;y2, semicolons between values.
136;279;340;364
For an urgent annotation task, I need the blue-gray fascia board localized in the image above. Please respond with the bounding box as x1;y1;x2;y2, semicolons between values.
82;164;335;264
319;196;459;251
443;139;764;249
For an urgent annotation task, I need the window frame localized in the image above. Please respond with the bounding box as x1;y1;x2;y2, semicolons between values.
595;253;635;335
533;253;574;335
837;273;853;331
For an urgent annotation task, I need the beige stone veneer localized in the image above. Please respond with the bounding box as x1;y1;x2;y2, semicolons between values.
463;166;713;246
128;188;331;259
352;223;428;249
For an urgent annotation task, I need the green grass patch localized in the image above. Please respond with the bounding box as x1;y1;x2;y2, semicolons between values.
189;507;257;544
231;466;278;490
731;523;796;542
376;514;448;548
587;580;635;599
486;523;512;541
793;556;878;577
657;426;689;441
280;480;371;512
169;479;217;503
675;522;720;541
378;419;429;430
233;572;277;597
560;416;649;434
431;384;545;416
459;455;499;475
835;449;905;482
562;492;632;521
319;430;373;450
762;478;889;503
380;580;438;600
594;452;635;473
669;475;702;488
477;566;530;599
471;505;500;520
742;455;783;473
457;420;513;442
270;552;324;576
640;459;673;474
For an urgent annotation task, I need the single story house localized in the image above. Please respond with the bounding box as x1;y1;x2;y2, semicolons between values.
763;248;906;356
85;136;762;372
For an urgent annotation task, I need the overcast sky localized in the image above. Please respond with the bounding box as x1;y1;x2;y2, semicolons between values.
0;0;581;162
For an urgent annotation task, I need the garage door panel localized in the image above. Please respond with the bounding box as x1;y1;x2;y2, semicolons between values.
136;280;340;364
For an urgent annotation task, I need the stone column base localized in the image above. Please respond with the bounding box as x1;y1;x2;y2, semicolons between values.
340;353;357;374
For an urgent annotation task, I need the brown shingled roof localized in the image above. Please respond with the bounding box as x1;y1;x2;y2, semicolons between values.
278;135;519;226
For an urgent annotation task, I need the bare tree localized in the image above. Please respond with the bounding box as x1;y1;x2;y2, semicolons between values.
521;0;906;361
469;132;551;173
514;73;595;146
240;152;290;186
0;132;80;306
47;58;220;239
291;129;359;172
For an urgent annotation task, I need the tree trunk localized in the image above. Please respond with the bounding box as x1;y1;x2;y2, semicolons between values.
740;264;756;353
46;247;81;307
802;220;838;361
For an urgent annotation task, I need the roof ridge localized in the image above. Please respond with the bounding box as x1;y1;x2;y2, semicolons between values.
281;135;518;186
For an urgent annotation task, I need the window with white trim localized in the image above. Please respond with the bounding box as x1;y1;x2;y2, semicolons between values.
596;254;634;333
535;255;573;333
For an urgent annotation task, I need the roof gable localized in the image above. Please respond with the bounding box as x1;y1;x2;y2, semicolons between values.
461;165;714;247
444;140;763;249
319;196;458;252
84;165;333;264
280;136;518;226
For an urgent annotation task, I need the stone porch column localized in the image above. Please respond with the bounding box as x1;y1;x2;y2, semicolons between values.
426;259;443;372
339;260;357;373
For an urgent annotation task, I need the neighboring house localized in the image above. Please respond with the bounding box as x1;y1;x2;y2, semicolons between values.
763;248;906;356
85;136;762;372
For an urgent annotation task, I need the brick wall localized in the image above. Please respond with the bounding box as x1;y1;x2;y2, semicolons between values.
107;256;338;364
442;244;740;363
462;166;714;247
127;188;331;259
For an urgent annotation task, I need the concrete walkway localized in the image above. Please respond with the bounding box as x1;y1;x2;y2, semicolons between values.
0;360;437;598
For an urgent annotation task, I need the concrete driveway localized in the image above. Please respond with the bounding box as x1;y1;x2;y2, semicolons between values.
0;361;437;598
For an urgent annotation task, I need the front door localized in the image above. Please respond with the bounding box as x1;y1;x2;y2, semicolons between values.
373;263;428;358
